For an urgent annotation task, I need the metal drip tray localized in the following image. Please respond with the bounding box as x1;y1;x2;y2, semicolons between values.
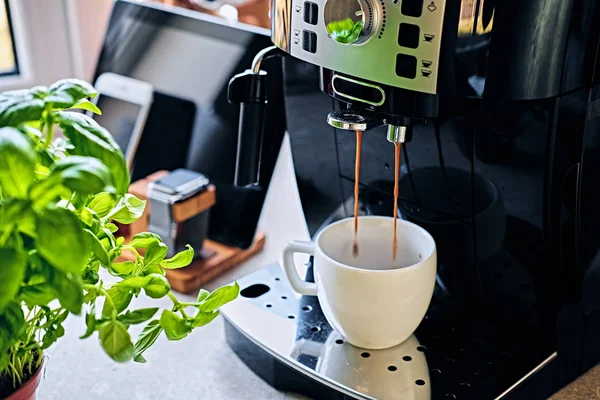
222;264;557;400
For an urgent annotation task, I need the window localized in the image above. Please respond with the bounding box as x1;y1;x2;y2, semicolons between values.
0;0;18;76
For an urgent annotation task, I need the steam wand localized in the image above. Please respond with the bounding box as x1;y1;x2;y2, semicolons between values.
228;46;283;187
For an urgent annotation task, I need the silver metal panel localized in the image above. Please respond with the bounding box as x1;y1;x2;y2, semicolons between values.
286;0;446;94
222;264;432;400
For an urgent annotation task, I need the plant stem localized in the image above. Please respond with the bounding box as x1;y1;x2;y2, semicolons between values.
0;226;13;246
99;288;117;319
178;301;201;307
43;113;54;148
65;192;75;209
167;292;180;307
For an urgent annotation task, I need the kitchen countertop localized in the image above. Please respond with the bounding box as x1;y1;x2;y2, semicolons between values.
37;134;596;399
550;366;600;399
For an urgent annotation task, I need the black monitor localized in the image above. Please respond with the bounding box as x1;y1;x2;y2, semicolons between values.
95;0;286;248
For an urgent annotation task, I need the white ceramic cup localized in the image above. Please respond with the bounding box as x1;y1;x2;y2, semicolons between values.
283;216;437;349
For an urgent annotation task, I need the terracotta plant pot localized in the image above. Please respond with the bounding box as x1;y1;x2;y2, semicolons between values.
5;360;44;400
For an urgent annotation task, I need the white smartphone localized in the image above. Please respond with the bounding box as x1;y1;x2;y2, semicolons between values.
90;73;153;170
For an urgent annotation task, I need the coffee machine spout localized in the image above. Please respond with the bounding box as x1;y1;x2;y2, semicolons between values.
386;124;408;144
326;110;382;131
326;110;413;144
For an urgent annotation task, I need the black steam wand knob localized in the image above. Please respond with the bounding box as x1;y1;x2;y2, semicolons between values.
227;46;282;187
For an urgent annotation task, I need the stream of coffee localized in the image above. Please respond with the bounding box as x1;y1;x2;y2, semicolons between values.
352;130;363;257
392;142;401;261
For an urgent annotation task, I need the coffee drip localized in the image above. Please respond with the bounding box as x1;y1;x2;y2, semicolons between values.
352;130;363;257
392;142;401;261
352;130;401;262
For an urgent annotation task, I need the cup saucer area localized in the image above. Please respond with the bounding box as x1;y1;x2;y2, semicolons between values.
222;263;555;400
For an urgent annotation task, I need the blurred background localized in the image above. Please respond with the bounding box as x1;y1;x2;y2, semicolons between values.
0;0;268;92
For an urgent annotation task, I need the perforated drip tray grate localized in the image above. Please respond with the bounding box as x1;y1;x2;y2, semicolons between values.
222;263;556;400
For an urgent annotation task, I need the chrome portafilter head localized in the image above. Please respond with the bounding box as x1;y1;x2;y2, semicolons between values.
327;110;370;131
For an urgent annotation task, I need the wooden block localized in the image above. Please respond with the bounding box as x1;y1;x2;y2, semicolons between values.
172;186;215;223
125;171;215;237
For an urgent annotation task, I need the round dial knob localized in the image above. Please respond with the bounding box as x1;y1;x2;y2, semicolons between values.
324;0;376;45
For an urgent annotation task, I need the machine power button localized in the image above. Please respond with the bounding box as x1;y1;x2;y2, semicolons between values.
303;30;317;53
401;0;423;17
398;23;420;49
303;1;319;25
396;54;417;79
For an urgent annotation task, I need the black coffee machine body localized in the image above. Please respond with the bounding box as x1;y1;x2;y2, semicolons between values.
224;1;600;398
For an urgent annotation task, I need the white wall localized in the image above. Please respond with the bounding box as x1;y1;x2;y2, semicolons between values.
0;0;114;91
66;0;115;81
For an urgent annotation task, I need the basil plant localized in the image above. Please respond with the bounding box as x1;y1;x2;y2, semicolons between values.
0;80;238;391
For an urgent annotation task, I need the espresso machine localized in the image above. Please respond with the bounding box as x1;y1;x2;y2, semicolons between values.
223;0;600;398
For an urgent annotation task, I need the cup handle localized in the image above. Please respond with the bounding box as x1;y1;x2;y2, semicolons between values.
283;240;317;296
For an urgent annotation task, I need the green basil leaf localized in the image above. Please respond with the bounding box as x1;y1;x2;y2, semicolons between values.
196;289;210;303
196;282;239;313
119;308;159;325
44;92;75;109
36;207;88;273
51;155;116;195
129;232;161;249
0;303;25;350
0;198;32;231
56;309;69;324
101;287;133;319
159;310;192;341
29;85;49;99
191;311;220;328
99;320;133;362
117;274;170;299
51;270;84;315
20;124;43;143
71;99;102;114
80;306;97;339
0;354;8;372
142;263;165;276
133;320;163;362
78;208;101;232
84;229;109;266
109;260;135;277
57;111;129;194
105;222;119;233
0;88;30;100
142;274;170;299
29;174;70;210
115;276;149;290
48;79;97;109
144;242;168;267
134;354;146;363
0;247;26;313
0;127;36;198
160;245;194;269
87;192;116;218
108;194;146;224
56;111;118;149
0;97;44;127
21;283;57;307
